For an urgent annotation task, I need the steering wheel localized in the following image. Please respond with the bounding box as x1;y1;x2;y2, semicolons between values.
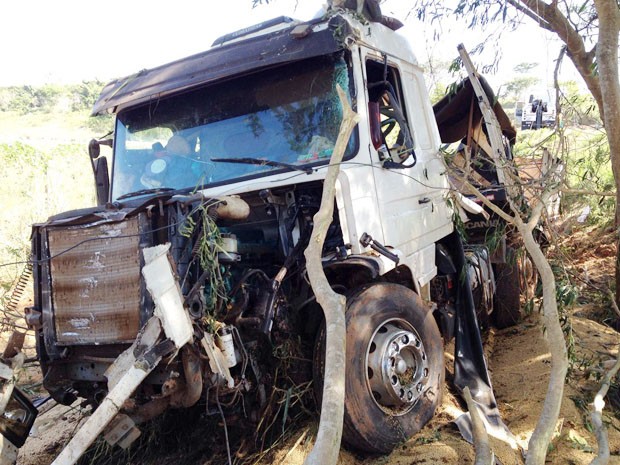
140;157;171;188
381;117;397;140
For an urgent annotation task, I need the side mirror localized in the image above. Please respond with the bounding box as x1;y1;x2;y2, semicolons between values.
88;139;112;205
1;360;38;454
93;157;110;205
88;138;101;159
0;388;38;449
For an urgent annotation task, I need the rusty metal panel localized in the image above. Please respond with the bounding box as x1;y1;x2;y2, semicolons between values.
47;218;141;345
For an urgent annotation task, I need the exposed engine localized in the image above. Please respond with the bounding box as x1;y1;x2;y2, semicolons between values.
30;181;343;434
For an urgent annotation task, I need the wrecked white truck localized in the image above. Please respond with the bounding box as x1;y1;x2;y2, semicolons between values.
22;9;524;459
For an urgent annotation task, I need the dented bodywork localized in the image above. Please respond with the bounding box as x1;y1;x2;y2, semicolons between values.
31;188;340;428
91;16;351;117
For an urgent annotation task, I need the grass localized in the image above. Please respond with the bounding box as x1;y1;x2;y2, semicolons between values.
0;114;97;301
514;126;614;223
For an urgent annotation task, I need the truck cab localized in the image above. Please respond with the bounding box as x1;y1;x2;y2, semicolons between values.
101;14;453;292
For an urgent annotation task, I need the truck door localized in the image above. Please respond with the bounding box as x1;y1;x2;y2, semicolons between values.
362;50;453;285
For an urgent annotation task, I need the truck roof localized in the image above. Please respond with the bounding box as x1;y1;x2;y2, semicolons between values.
95;13;403;116
92;12;419;117
91;15;346;116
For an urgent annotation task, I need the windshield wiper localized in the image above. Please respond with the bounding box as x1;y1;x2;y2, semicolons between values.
116;187;176;201
211;157;313;174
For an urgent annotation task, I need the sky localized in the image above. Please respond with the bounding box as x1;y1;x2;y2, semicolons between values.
0;0;571;91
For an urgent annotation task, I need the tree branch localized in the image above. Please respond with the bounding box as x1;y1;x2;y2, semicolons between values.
447;169;517;224
554;45;567;129
463;387;495;465
589;350;620;465
454;49;568;465
605;288;620;320
303;85;359;465
506;0;553;31
527;161;564;230
561;188;616;198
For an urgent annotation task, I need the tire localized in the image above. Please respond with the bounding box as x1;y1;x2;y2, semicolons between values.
472;284;491;329
314;283;444;454
493;247;522;329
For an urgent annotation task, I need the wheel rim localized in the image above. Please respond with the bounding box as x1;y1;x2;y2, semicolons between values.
365;319;429;415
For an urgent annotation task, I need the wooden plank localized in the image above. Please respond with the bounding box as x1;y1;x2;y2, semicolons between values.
1;331;25;359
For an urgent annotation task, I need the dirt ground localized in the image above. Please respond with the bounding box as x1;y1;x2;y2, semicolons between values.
6;224;620;465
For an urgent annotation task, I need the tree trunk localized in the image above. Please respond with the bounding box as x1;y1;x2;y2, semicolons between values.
592;0;620;306
591;8;620;460
303;85;359;465
522;228;569;465
452;159;568;465
448;55;569;462
463;386;494;465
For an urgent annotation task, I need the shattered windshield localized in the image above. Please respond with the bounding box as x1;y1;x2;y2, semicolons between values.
111;55;357;200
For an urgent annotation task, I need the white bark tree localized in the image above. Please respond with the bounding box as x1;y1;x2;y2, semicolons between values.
410;2;619;462
303;86;359;465
451;45;568;464
412;0;620;315
452;152;568;465
463;386;494;465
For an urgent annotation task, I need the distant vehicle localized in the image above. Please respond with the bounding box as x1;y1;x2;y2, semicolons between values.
518;88;556;130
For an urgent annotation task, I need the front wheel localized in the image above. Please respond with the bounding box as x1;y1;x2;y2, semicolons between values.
315;283;444;454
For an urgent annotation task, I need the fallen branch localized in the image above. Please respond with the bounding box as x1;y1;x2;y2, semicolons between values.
280;428;309;465
463;387;494;465
456;46;568;465
605;288;620;319
302;85;359;465
589;350;620;465
449;131;568;465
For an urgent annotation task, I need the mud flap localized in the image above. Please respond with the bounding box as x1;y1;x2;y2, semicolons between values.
446;232;519;450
